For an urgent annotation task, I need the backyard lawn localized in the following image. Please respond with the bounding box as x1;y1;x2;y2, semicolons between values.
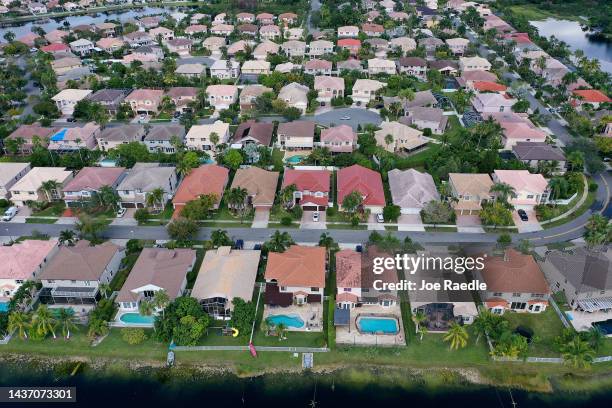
503;308;566;357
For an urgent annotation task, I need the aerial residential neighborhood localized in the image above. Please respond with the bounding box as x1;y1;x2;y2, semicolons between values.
0;0;610;406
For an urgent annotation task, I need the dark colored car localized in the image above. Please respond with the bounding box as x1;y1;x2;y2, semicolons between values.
517;209;529;221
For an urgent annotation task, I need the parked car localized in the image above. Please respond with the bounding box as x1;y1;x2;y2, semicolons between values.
66;117;76;122
116;208;127;218
517;209;529;221
376;213;384;223
312;211;319;222
2;206;18;221
340;115;351;120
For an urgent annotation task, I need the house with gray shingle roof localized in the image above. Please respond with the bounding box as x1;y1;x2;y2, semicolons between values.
512;142;566;174
388;168;440;214
117;163;178;209
97;125;145;152
144;125;186;154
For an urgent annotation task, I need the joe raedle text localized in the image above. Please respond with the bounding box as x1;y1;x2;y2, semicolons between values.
372;279;487;292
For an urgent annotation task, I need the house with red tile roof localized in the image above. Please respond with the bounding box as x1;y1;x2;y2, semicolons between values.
63;167;126;207
477;249;550;315
0;239;59;300
320;125;357;153
264;245;326;307
172;165;229;216
492;170;549;210
282;168;331;211
40;43;70;54
572;89;611;110
335;249;362;308
337;164;386;213
337;38;361;55
4;124;55;154
470;81;507;93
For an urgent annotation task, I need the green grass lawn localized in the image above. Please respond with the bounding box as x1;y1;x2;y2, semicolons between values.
542;192;596;230
252;330;326;347
25;217;57;224
502;308;566;357
267;222;299;229
326;223;367;230
424;226;458;232
32;203;65;217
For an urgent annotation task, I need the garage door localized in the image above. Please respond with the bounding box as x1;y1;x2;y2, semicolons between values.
302;205;318;211
121;202;136;208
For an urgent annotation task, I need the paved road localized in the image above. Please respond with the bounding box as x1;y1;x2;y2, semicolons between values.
257;108;382;130
306;0;321;32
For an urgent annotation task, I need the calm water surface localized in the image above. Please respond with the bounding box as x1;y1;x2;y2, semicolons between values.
530;18;612;74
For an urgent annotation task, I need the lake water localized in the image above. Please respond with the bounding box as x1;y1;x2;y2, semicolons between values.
0;6;188;38
0;362;611;408
530;18;612;74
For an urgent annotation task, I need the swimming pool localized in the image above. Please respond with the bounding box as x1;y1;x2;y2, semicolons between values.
266;314;305;328
593;319;612;336
357;316;399;334
285;155;306;164
119;312;155;325
50;128;67;141
0;302;8;313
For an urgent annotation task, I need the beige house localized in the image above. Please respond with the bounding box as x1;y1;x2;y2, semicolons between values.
117;163;177;209
352;79;385;105
374;121;427;153
51;89;93;116
185;121;230;152
9;167;73;206
206;85;239;110
241;60;271;75
0;163;31;200
254;40;280;60
448;173;494;215
314;76;345;106
51;57;82;75
240;85;273;111
278;82;309;114
459;56;492;72
210;24;234;37
231;167;279;209
390;36;417;53
259;24;281;41
368;58;396;75
337;25;359;38
97;125;145;152
191;247;261;319
125;89;164;115
276;121;315;150
309;40;334;57
445;37;469;55
281;40;307;58
202;36;226;56
492;170;549;210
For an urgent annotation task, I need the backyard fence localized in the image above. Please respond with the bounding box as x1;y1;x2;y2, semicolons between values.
172;345;329;353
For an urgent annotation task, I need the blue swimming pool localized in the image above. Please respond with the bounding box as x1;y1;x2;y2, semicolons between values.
267;314;305;328
357;317;399;334
593;319;612;336
285;155;306;164
50;128;67;141
119;312;155;325
0;302;9;312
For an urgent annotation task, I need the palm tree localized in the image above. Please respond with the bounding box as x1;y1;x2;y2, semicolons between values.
209;132;220;150
56;308;78;339
586;326;605;351
87;318;109;339
227;187;248;219
566;151;585;172
318;233;337;260
265;230;294;253
472;307;494;344
59;229;76;246
411;310;427;335
32;305;57;339
418;324;428;341
443;322;469;350
98;185;119;211
561;337;595;369
276;322;287;341
98;283;111;299
278;184;297;210
138;299;154;317
152;290;170;317
211;229;231;248
548;177;569;205
40;180;60;202
490;182;517;207
8;311;31;340
146;187;165;211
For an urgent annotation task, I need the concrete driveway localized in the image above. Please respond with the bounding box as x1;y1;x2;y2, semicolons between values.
397;214;425;232
512;210;542;233
367;214;385;230
456;214;485;233
110;208;138;226
251;207;270;228
300;210;326;229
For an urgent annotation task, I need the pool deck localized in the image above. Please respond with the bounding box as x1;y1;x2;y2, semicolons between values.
112;310;155;328
567;309;612;333
263;303;323;332
335;304;406;346
283;150;311;163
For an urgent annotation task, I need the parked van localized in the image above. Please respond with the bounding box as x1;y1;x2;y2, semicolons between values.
2;207;18;221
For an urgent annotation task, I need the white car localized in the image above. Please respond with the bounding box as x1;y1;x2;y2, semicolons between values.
312;211;319;222
2;206;18;221
340;115;351;120
116;208;127;218
376;213;384;223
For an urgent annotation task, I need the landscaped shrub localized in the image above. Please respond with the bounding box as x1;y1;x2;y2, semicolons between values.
280;216;293;226
326;207;337;217
588;181;599;192
121;328;147;345
291;205;303;220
